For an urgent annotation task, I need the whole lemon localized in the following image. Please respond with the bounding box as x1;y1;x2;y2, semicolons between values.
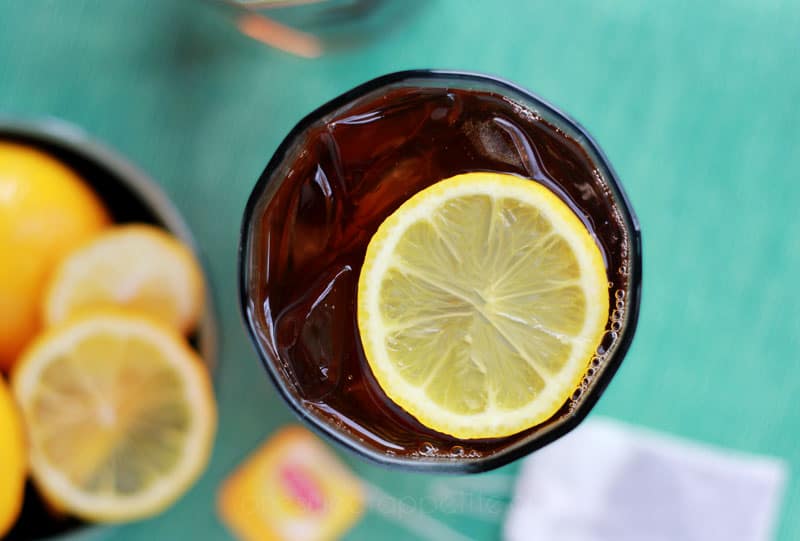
0;142;109;372
0;376;25;537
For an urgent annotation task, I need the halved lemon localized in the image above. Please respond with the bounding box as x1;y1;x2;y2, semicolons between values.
0;141;110;372
11;311;216;522
43;224;204;335
357;172;609;439
0;376;26;537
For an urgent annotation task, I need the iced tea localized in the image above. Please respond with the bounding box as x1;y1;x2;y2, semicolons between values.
240;71;640;471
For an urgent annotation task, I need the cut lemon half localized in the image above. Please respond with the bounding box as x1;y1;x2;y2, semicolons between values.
0;376;26;537
357;172;609;439
43;224;204;335
11;311;216;522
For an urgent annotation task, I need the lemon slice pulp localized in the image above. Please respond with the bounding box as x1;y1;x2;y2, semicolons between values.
12;311;216;522
357;172;609;439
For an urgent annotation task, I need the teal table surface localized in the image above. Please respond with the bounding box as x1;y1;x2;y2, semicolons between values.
2;1;799;540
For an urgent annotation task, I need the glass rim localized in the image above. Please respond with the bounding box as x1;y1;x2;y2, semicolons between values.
238;69;642;473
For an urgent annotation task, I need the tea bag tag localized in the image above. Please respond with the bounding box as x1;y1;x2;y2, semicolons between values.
504;418;787;541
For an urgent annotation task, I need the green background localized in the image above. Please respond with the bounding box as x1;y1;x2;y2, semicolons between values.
2;0;799;539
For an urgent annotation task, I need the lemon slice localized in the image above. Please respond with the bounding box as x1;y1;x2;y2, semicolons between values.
357;172;609;439
11;311;216;522
44;225;204;335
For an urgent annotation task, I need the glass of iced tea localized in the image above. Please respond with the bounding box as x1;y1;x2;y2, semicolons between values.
239;70;641;472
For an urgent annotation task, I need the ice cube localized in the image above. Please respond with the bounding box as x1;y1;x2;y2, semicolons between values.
282;137;346;272
329;89;449;184
463;117;525;170
276;266;354;401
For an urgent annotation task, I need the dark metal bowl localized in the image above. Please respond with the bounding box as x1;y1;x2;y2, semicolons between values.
0;118;218;540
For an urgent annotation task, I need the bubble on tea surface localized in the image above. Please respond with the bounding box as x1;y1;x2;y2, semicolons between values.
503;96;542;124
419;442;438;456
597;331;618;356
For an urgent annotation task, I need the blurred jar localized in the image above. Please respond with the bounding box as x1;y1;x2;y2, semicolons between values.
223;0;422;57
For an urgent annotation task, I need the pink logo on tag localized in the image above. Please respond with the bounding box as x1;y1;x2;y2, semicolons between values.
279;464;324;512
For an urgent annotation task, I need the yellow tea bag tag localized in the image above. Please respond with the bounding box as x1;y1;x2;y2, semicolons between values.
218;426;364;541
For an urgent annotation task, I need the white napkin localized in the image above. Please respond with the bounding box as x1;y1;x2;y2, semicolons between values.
504;418;788;541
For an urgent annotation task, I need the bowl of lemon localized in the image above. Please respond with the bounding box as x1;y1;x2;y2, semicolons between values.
0;119;218;540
